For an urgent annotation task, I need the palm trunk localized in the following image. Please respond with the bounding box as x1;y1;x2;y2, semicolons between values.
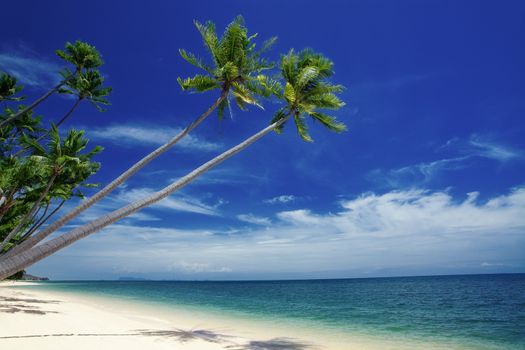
0;113;291;280
55;97;82;127
0;80;67;128
11;97;84;158
20;200;65;242
0;174;57;251
1;90;228;260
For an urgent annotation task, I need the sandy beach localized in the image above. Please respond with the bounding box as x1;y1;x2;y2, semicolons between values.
0;281;358;350
0;281;489;350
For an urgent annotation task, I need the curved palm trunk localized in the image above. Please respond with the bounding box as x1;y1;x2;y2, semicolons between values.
0;174;57;251
0;114;291;280
1;91;228;259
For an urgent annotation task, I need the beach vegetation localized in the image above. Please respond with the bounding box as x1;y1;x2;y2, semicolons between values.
0;18;346;280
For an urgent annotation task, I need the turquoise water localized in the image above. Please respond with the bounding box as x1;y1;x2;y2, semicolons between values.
21;274;525;349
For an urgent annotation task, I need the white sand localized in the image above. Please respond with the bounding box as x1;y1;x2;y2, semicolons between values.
0;281;468;350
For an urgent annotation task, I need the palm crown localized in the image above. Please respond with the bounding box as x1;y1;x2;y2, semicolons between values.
0;73;23;102
177;15;280;119
59;70;112;111
56;41;103;72
272;49;346;141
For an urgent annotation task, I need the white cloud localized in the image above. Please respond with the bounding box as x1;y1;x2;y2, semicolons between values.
0;52;61;88
89;124;221;152
174;261;232;273
264;195;296;204
32;186;525;280
237;213;271;226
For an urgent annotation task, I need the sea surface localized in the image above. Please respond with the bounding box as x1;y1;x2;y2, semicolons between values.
18;274;525;349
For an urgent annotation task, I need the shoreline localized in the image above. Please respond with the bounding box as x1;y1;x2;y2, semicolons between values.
0;281;480;349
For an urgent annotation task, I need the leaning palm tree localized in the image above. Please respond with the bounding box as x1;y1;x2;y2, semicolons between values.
0;48;346;280
1;16;277;259
0;41;102;128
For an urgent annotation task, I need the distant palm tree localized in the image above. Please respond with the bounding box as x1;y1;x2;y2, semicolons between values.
0;49;346;280
2;16;277;259
0;41;102;128
55;70;112;127
0;73;24;102
0;126;101;251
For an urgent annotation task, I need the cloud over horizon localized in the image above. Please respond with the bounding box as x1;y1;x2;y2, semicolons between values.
31;186;525;280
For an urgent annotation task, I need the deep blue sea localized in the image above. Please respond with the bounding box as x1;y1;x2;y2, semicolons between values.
20;274;525;349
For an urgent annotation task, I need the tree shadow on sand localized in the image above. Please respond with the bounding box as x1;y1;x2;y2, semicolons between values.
137;328;227;343
227;337;314;350
0;327;315;350
0;296;60;315
0;328;229;344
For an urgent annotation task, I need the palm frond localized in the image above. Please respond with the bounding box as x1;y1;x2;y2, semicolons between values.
294;112;312;142
305;93;345;110
283;82;296;104
217;99;228;120
270;108;287;134
177;75;220;92
231;82;263;109
179;49;213;74
194;20;220;65
254;75;282;98
297;66;319;90
308;112;347;133
56;41;103;70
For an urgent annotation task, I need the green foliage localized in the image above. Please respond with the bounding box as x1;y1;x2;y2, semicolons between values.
0;73;24;102
178;15;278;119
272;49;346;141
0;43;107;254
6;270;24;280
56;40;103;71
60;70;112;111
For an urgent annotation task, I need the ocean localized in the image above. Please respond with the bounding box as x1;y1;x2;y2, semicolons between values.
18;273;525;349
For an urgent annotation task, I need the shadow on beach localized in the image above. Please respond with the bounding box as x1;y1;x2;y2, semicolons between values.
0;295;60;315
0;328;314;349
226;337;314;350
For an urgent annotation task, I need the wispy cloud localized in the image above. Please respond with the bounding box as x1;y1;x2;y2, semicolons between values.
264;195;296;204
237;213;271;226
369;134;522;188
467;134;521;161
115;187;223;216
33;186;525;280
0;51;62;88
89;124;221;152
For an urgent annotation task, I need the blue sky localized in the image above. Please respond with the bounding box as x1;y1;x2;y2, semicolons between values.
1;0;524;280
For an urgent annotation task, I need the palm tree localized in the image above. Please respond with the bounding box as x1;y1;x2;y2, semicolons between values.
0;49;346;280
55;70;112;127
0;41;103;128
0;126;101;252
1;16;277;260
0;73;24;102
8;70;112;159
